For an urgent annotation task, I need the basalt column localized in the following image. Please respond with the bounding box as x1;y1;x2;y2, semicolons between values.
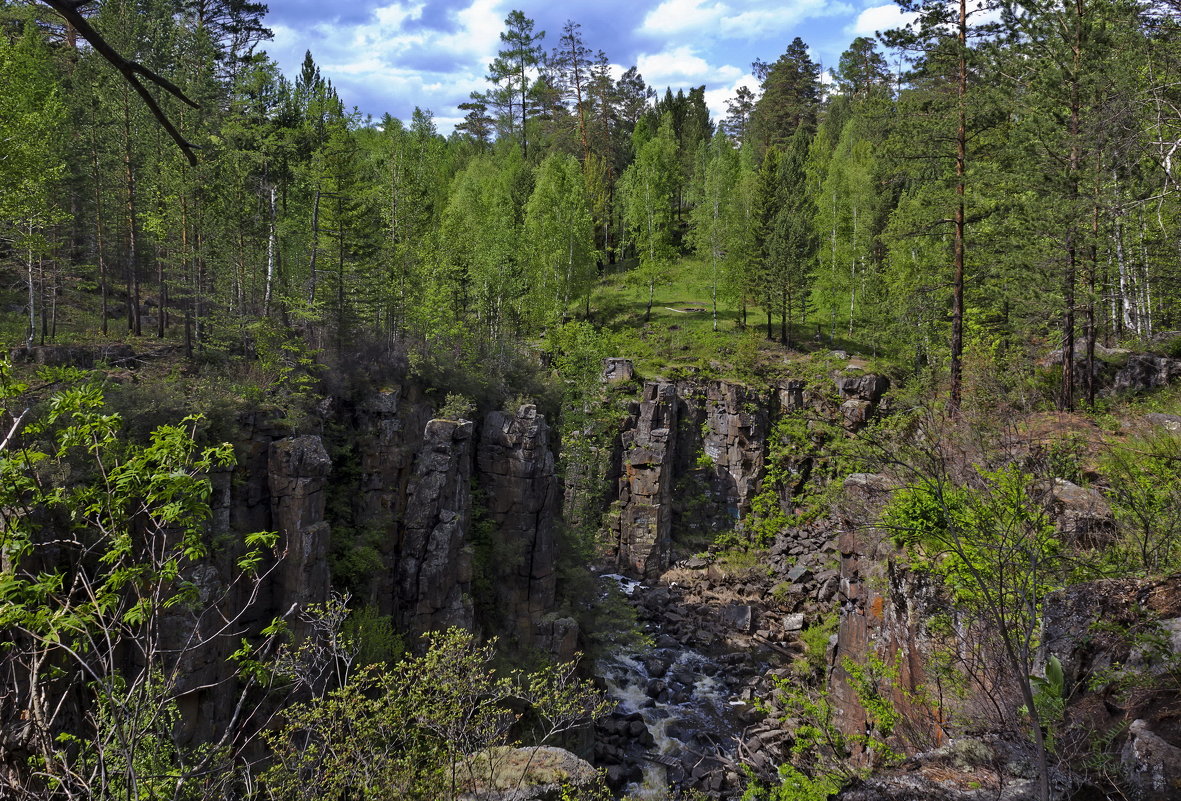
477;404;559;644
615;383;678;578
397;418;475;636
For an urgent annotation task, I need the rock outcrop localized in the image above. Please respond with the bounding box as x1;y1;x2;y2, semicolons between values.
458;746;600;801
478;404;559;644
269;435;333;616
1046;478;1116;548
675;380;768;520
397;418;475;636
614;383;678;577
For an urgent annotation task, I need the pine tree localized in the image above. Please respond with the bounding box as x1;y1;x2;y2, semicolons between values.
487;10;545;159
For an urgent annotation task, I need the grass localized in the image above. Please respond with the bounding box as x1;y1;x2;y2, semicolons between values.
583;257;868;385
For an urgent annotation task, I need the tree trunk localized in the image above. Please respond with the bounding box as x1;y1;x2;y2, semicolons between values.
308;185;321;305
950;0;967;413
264;185;276;318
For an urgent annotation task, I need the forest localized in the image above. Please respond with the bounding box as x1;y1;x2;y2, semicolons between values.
2;0;1181;799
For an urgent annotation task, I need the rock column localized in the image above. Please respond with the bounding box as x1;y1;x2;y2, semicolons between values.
616;383;678;577
477;404;559;644
268;435;332;617
397;418;474;636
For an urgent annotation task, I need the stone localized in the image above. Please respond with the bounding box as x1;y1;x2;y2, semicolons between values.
478;404;560;646
1122;719;1181;801
1143;413;1181;433
398;418;475;636
1113;354;1181;395
614;382;678;577
777;379;806;412
843;473;898;503
1048;478;1116;548
458;746;599;801
268;435;332;620
534;616;579;664
719;604;754;632
841;399;874;428
835;374;890;403
601;357;635;383
783;613;805;632
787;564;812;584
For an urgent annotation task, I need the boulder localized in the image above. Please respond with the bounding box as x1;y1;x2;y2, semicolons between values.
458;746;600;801
601;358;635;383
1047;478;1116;548
719;604;754;632
1122;719;1181;801
1113;354;1181;394
836;374;890;403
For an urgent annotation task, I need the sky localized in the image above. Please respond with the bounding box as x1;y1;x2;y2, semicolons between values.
260;0;916;133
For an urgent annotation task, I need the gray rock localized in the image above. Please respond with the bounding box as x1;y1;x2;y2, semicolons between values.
720;604;754;632
458;746;600;801
1048;478;1116;548
1143;413;1181;433
1113;354;1181;394
787;564;812;584
835;374;890;403
398;418;475;636
614;383;678;577
268;435;332;621
1122;719;1181;801
602;357;635;383
478;404;559;647
783;613;805;631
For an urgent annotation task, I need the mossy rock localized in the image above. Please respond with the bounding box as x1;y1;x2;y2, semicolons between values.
457;746;600;800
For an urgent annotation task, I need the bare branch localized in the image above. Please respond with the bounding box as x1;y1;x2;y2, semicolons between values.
40;0;201;166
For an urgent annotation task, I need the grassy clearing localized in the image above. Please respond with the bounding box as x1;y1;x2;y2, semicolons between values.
585;257;828;383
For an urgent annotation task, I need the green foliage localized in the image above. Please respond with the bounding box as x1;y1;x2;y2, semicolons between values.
883;466;1061;608
438;392;477;421
1098;431;1181;574
0;364;278;797
263;625;609;801
842;654;903;758
799;612;839;675
1022;655;1066;751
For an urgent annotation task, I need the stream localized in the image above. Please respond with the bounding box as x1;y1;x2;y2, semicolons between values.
593;574;775;799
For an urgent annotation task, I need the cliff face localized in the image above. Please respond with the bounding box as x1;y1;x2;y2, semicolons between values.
477;404;559;643
606;362;889;579
397;418;476;636
614;383;679;577
203;392;568;651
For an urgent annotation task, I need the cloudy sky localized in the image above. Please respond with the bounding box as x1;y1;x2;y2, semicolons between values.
262;0;914;132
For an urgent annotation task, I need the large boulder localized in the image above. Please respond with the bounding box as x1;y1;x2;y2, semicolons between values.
1046;478;1116;548
1113;354;1181;394
458;746;600;801
1123;719;1181;801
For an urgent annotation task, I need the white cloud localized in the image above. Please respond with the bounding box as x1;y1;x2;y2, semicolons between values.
635;45;746;97
264;0;517;131
640;0;728;36
642;0;852;39
848;3;917;37
702;72;758;122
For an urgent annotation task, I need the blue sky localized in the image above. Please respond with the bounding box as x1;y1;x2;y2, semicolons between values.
261;0;915;132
